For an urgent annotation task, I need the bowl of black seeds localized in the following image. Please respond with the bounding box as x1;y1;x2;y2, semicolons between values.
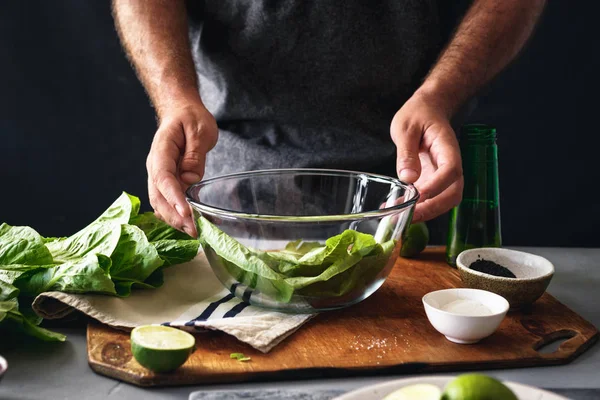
456;248;555;308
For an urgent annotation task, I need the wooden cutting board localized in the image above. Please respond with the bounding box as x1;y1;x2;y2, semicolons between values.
87;247;598;387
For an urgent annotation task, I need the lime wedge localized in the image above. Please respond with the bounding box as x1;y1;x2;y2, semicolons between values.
130;325;195;373
383;383;442;400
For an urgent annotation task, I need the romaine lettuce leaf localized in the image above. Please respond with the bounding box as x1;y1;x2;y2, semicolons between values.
151;239;200;267
45;222;122;264
196;216;395;304
0;279;19;301
0;282;64;341
109;225;164;282
0;298;18;322
0;223;53;266
96;192;140;224
197;217;295;302
1;307;66;342
0;191;202;342
14;254;116;296
130;212;193;241
45;192;139;263
297;240;395;298
0;263;54;287
113;268;164;297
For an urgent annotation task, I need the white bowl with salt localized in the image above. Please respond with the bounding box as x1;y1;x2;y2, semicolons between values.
422;288;509;344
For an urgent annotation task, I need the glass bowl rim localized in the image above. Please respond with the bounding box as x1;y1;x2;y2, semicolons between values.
185;168;420;223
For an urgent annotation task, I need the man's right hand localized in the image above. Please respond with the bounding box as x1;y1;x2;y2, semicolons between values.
146;102;218;237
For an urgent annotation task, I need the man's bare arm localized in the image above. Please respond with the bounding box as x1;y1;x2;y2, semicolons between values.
392;0;546;222
112;0;217;236
112;0;201;117
418;0;547;117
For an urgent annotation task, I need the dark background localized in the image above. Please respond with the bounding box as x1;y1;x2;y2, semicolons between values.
1;2;598;246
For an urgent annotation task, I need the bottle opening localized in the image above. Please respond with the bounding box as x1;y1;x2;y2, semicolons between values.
461;124;497;139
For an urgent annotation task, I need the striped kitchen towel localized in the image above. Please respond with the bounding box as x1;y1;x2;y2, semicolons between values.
32;252;315;353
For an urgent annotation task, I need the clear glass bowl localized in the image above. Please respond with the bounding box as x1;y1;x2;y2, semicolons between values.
186;169;419;313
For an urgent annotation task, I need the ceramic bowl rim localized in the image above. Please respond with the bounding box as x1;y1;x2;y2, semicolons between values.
456;248;555;283
422;288;510;319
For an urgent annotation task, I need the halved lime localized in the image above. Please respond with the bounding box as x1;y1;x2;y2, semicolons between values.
401;222;429;258
383;383;442;400
442;374;518;400
130;325;195;373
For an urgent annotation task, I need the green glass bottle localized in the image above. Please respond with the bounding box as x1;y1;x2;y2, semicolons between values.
446;124;502;267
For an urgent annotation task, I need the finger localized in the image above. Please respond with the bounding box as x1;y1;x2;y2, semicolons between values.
148;178;183;228
414;151;436;203
391;121;422;183
186;220;198;238
179;147;207;187
148;128;191;220
412;178;463;223
148;179;196;236
179;120;215;186
416;128;462;201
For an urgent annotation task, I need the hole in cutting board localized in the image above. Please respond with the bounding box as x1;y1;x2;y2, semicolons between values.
533;329;577;354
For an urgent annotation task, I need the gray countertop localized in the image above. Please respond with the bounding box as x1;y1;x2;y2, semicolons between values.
1;247;599;400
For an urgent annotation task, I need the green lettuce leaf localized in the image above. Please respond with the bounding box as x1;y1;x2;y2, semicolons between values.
282;252;363;289
196;216;395;304
1;308;66;342
113;268;165;297
45;192;139;263
0;223;53;266
96;192;140;224
0;263;54;287
197;216;295;302
130;212;193;241
0;288;64;342
0;279;19;301
45;221;122;264
270;232;354;268
151;239;199;267
109;225;164;282
43;194;165;297
14;254;116;297
0;298;18;322
297;239;395;298
274;230;377;277
0;191;203;342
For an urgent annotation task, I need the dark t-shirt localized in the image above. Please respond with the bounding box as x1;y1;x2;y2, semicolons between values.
187;0;472;179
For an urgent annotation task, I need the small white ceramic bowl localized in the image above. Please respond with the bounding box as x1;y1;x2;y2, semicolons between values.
456;248;555;308
0;355;7;383
422;288;509;344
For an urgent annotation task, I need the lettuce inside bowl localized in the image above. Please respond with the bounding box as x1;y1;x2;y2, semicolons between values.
197;216;400;312
187;169;417;313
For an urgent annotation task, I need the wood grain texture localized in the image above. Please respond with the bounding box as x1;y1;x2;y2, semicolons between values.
87;247;598;387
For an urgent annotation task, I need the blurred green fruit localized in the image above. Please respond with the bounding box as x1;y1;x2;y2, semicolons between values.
401;222;429;258
441;374;518;400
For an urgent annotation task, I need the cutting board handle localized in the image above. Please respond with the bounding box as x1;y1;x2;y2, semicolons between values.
533;329;585;360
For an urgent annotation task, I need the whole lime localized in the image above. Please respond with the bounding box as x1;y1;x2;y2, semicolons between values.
400;222;429;258
441;374;518;400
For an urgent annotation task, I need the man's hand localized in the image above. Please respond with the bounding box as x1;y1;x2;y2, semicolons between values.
147;103;218;236
112;0;217;234
391;91;463;223
390;0;545;222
